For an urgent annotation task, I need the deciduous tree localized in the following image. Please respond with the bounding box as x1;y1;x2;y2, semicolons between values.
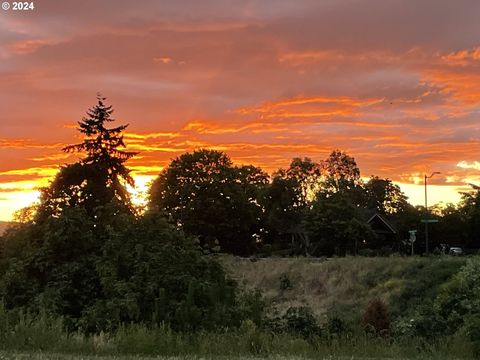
364;176;409;215
149;149;269;256
320;149;361;194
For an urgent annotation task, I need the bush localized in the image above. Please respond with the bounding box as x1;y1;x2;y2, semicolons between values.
465;315;480;357
393;304;442;338
279;273;293;291
362;299;390;336
382;257;465;319
282;306;321;339
434;258;480;335
325;315;352;339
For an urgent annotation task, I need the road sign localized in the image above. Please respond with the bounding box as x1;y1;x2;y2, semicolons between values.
421;219;439;223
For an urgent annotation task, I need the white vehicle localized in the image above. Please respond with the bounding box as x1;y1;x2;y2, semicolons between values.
449;247;463;256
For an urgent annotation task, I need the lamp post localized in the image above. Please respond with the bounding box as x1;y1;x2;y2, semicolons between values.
424;172;440;254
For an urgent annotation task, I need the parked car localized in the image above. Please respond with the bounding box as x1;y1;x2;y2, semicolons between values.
449;247;463;256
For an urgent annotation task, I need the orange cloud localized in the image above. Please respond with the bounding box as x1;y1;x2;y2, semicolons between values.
7;38;65;55
441;47;480;66
0;167;58;178
29;153;71;162
422;70;480;105
125;132;180;140
127;144;183;152
237;95;385;115
278;48;430;68
129;165;165;176
154;57;173;64
183;120;292;134
0;139;65;149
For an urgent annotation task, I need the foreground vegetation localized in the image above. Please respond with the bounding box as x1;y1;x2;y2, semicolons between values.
0;305;475;359
0;256;479;358
0;354;472;360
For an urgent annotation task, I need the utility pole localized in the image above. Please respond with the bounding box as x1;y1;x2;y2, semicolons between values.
424;172;440;254
424;175;428;254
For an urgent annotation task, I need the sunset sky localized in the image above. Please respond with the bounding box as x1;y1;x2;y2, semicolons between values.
1;0;480;221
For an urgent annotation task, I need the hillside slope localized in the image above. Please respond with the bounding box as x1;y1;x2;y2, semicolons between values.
221;255;466;321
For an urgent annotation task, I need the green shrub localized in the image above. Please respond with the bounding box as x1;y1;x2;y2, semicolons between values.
434;258;480;334
283;306;321;339
279;272;293;291
362;299;390;336
391;258;464;316
325;315;353;339
393;304;443;339
391;258;480;339
262;307;284;334
465;315;480;357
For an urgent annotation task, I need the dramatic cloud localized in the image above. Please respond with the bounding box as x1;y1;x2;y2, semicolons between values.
1;0;480;220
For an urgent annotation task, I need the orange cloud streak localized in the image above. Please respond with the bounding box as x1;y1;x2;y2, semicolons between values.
237;95;385;115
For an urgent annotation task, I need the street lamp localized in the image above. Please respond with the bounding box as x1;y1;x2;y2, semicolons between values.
424;172;440;254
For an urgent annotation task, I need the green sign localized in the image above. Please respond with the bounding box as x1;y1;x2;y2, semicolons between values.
421;219;439;223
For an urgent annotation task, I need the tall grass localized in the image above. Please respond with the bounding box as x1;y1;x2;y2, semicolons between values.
0;305;474;359
221;255;466;320
0;256;472;358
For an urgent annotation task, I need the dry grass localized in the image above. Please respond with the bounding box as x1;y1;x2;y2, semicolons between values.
221;255;466;320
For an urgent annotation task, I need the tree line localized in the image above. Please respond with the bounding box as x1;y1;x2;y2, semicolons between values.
13;96;480;257
1;95;479;332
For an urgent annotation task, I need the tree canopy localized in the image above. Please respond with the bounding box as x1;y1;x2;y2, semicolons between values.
36;95;137;220
320;149;361;194
149;149;269;256
364;176;409;215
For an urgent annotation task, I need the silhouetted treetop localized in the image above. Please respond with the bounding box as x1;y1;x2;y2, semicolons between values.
364;176;408;215
149;149;269;256
36;95;138;220
63;94;137;185
320;149;361;193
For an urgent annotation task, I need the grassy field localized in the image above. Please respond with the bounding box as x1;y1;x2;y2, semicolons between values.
221;255;466;320
0;311;473;359
0;355;469;360
0;355;242;360
0;256;473;359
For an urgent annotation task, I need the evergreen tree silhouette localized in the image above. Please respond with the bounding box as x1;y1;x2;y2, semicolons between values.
63;94;137;185
37;94;138;219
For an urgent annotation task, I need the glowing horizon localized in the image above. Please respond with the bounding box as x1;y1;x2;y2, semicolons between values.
0;162;467;222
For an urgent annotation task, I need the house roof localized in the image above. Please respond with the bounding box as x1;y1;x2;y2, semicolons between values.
367;213;397;234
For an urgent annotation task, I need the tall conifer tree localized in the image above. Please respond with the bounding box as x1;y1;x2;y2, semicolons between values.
37;95;137;219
